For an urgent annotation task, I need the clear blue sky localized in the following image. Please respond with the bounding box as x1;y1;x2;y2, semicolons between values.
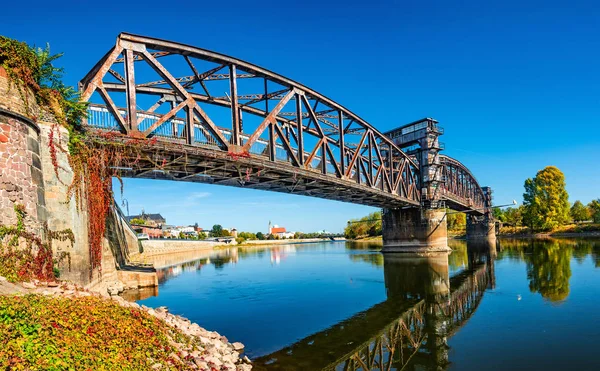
4;0;599;233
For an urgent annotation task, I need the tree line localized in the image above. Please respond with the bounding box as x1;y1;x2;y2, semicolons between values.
343;165;599;238
495;166;600;232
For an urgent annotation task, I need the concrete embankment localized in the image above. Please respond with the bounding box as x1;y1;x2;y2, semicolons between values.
139;239;233;257
241;237;346;246
136;237;346;257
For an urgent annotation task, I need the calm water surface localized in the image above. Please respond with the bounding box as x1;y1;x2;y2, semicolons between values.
134;238;600;370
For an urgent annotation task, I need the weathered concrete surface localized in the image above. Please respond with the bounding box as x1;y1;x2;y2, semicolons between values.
382;208;449;252
39;123;96;284
243;238;345;246
139;239;234;256
466;214;496;242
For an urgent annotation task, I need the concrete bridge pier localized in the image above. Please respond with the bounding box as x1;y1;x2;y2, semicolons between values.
382;207;449;253
466;214;496;242
466;186;496;242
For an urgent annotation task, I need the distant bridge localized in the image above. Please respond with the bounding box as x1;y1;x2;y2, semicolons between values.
79;33;489;216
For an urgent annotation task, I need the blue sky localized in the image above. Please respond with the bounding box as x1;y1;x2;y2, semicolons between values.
3;0;599;233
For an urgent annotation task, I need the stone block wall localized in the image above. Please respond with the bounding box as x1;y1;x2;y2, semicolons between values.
0;68;93;284
0;69;149;287
0;109;46;232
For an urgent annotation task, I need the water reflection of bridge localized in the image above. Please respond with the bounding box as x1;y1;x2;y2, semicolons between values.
253;241;496;370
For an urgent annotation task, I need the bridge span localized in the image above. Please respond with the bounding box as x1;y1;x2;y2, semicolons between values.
0;33;499;287
77;33;496;250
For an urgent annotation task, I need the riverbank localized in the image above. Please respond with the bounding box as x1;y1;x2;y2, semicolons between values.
350;236;382;242
238;237;345;247
497;231;600;239
134;238;346;258
0;278;252;370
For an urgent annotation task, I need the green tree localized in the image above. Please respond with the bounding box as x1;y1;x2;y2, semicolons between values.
503;206;524;226
238;232;256;240
197;231;207;239
570;200;590;223
344;211;382;239
211;224;224;237
129;218;146;225
492;207;506;223
588;199;600;223
256;232;265;240
446;210;466;231
522;166;570;231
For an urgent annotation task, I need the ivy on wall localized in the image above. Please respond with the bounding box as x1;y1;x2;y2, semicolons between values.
0;36;117;279
0;204;73;282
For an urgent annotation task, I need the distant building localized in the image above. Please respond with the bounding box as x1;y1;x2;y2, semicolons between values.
268;222;295;239
126;212;166;228
135;225;162;239
230;228;238;238
126;212;165;239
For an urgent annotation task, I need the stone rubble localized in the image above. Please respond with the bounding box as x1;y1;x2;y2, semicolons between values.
0;276;253;370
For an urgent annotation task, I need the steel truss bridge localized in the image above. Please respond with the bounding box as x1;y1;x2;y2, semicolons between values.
80;33;486;212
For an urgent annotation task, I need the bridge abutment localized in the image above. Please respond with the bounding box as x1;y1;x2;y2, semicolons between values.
382;208;449;253
0;70;150;288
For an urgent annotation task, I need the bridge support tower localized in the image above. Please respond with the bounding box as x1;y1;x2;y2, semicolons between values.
382;118;448;252
466;187;496;242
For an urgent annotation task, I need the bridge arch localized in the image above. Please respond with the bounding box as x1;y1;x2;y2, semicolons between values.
79;33;421;208
439;154;487;212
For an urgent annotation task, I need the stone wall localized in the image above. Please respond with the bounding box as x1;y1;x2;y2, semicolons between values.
0;69;94;284
0;67;47;232
0;69;156;287
0;109;46;232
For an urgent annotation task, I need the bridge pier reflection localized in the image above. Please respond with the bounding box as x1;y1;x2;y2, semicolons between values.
254;241;496;370
384;252;451;369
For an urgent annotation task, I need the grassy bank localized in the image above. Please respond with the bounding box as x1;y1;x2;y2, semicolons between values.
351;236;382;242
499;223;600;237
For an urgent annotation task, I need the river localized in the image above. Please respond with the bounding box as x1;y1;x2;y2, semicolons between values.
130;238;600;370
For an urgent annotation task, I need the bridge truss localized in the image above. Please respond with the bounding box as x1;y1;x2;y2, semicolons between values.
439;155;486;212
79;33;421;208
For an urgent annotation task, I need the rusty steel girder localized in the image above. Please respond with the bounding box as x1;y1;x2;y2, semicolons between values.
439;155;486;212
78;33;421;207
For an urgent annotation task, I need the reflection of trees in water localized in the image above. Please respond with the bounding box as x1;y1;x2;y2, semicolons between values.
348;253;384;267
593;242;600;268
495;238;600;302
448;240;468;271
573;240;593;264
345;241;383;251
525;240;572;302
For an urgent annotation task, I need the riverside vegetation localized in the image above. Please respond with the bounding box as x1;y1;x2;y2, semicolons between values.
344;166;600;239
